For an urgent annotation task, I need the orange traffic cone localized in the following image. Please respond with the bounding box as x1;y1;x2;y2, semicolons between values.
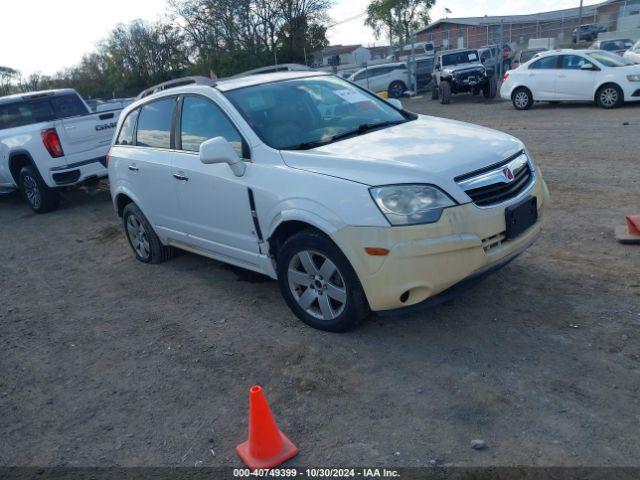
236;385;298;469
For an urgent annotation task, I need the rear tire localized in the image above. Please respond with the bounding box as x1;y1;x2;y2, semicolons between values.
19;165;59;213
440;82;451;104
596;84;623;109
512;87;533;110
431;85;439;100
388;80;406;98
277;229;369;332
122;203;174;264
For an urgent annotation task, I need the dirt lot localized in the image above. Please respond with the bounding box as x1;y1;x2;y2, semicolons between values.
1;96;639;468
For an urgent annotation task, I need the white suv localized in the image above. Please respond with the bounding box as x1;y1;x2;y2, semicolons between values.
108;72;549;332
348;63;409;98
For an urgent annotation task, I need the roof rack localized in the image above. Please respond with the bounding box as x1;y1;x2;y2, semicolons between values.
137;76;216;99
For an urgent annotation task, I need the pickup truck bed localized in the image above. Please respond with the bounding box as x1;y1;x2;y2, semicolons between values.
0;88;122;212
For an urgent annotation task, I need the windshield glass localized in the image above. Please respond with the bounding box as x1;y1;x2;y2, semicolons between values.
224;76;408;150
587;51;634;67
442;51;479;66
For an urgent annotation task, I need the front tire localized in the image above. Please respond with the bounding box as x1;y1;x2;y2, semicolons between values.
388;80;406;98
440;81;451;104
512;87;533;110
19;165;59;213
483;77;497;99
122;203;174;264
596;84;623;109
277;229;369;332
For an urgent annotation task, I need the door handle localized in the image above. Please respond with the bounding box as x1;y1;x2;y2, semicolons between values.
128;164;139;172
173;173;189;181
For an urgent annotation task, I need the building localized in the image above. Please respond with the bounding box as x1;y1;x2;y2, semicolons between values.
367;45;392;60
415;0;635;50
317;45;371;67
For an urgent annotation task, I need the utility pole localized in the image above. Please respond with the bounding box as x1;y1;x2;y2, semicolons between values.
410;31;417;95
577;0;584;43
498;19;504;80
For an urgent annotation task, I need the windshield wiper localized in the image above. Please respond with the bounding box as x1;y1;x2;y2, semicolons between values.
283;120;408;151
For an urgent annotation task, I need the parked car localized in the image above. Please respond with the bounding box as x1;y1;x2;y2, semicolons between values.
0;89;122;211
591;38;634;56
500;49;640;110
396;41;435;60
108;72;549;331
479;45;500;76
572;24;605;43
432;49;497;104
624;40;640;64
348;62;409;98
513;48;547;68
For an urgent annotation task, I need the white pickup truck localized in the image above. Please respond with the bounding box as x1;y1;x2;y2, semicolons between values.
0;89;122;212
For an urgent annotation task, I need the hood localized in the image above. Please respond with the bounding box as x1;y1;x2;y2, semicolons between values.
280;115;525;203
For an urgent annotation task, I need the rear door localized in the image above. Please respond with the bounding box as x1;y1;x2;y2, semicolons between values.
127;97;184;240
526;55;560;100
555;55;598;100
51;94;120;158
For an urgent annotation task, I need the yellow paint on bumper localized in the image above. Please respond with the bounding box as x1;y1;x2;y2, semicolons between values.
331;169;550;311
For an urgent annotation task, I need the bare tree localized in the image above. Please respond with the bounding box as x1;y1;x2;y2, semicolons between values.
0;66;20;96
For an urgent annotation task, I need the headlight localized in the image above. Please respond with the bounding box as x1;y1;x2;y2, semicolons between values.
627;74;640;82
370;184;456;226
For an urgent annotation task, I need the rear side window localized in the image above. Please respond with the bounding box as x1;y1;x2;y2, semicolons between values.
180;96;244;157
115;109;139;146
50;94;88;118
529;56;558;69
0;101;55;130
136;98;175;149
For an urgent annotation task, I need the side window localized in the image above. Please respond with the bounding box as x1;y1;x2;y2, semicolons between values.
50;94;88;118
0;101;55;130
560;55;593;70
136;98;175;149
529;56;558;69
180;96;244;158
353;71;367;81
115;109;139;146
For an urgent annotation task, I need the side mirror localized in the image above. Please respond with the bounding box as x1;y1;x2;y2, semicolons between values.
199;136;246;177
580;63;595;71
387;98;402;109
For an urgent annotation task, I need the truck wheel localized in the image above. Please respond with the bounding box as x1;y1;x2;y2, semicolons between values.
19;165;59;213
483;78;497;99
596;84;623;109
440;82;451;104
122;203;174;264
388;81;406;98
277;229;370;332
512;87;533;110
431;86;439;100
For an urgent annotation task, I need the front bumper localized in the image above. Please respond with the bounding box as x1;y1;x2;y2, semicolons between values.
331;168;550;312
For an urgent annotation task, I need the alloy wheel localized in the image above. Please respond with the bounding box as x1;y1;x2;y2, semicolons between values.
287;250;347;321
514;91;529;109
600;87;618;107
126;215;151;260
23;175;41;210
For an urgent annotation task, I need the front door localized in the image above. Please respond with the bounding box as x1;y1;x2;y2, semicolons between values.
555;55;598;100
171;95;260;268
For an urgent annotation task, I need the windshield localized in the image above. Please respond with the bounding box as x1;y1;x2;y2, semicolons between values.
587;51;634;67
442;51;479;66
224;76;408;150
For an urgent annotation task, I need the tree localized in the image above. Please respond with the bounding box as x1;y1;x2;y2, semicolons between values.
365;0;434;49
0;66;20;96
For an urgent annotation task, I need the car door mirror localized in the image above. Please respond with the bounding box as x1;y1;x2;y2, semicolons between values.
199;136;246;177
387;98;402;109
580;63;595;71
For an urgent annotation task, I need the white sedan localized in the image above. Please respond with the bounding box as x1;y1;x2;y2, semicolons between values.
501;49;640;109
623;40;640;64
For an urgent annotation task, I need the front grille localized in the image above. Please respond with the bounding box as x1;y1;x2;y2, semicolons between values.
456;151;534;207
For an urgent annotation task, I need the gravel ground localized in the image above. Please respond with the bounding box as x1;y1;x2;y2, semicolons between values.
1;96;639;468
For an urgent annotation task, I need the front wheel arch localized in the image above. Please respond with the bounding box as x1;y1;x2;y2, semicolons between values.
595;82;624;108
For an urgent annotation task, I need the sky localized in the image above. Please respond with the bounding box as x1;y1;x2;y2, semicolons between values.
1;0;603;77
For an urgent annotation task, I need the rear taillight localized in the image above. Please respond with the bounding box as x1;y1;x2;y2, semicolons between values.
105;148;111;166
41;128;64;158
503;72;510;82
